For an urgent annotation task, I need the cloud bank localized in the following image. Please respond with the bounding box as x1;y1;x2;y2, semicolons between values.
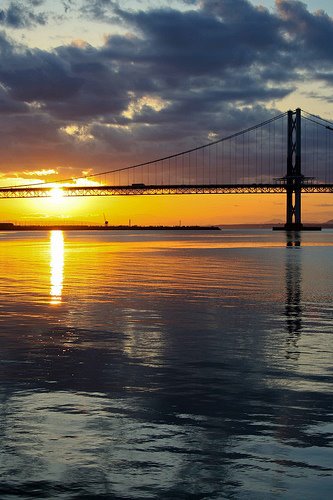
0;0;332;180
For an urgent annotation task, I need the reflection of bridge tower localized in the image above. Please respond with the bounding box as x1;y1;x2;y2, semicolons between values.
285;233;302;360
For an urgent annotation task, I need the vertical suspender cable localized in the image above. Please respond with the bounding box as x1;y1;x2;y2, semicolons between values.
242;132;245;184
215;142;218;185
268;122;271;183
202;147;205;184
304;115;307;180
272;121;274;180
260;126;263;183
255;128;258;183
229;138;231;184
316;125;319;180
208;142;211;185
325;129;328;183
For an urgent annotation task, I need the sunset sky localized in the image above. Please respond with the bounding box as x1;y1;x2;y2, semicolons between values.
1;0;333;224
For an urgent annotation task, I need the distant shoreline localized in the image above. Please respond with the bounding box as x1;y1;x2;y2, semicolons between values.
0;223;332;231
0;223;221;231
219;223;331;229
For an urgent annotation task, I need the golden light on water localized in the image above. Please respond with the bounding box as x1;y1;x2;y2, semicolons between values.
50;230;64;305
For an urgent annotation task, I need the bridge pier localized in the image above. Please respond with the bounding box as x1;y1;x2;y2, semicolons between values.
285;187;303;231
284;108;303;231
273;108;322;231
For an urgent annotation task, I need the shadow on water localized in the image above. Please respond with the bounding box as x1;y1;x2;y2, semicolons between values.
285;231;302;360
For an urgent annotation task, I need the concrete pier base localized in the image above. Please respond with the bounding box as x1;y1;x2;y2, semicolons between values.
273;224;321;231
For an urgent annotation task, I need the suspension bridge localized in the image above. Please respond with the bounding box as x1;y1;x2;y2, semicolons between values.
1;108;333;230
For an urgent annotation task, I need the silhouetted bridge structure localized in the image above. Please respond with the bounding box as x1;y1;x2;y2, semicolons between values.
1;108;333;229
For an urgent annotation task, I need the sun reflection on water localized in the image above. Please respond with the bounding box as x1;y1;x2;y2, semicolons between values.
50;230;64;305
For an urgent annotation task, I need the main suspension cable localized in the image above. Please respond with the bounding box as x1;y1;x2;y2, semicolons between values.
3;112;288;189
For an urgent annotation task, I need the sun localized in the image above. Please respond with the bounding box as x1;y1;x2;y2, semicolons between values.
50;187;64;201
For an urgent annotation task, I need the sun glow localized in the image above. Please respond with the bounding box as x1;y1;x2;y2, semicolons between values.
50;187;64;201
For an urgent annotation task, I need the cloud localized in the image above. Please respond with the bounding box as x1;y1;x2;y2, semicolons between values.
280;1;333;59
110;4;284;74
0;1;47;28
61;1;76;14
23;168;58;176
0;83;28;114
0;0;332;179
81;0;116;22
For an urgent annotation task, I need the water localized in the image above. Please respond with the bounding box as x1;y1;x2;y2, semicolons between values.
0;229;332;499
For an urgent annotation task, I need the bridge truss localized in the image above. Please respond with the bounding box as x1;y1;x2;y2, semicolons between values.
1;183;333;199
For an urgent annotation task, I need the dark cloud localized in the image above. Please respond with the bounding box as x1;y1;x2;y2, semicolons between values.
110;6;284;75
61;0;76;14
0;53;83;102
276;0;333;62
0;1;47;28
29;0;46;6
0;85;29;114
81;0;116;22
0;0;332;177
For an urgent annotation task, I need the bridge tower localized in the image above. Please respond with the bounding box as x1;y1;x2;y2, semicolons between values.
284;108;303;230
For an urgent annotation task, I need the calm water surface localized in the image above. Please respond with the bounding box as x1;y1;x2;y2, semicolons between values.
0;229;332;499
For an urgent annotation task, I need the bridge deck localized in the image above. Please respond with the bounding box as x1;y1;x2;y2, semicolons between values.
0;184;333;198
